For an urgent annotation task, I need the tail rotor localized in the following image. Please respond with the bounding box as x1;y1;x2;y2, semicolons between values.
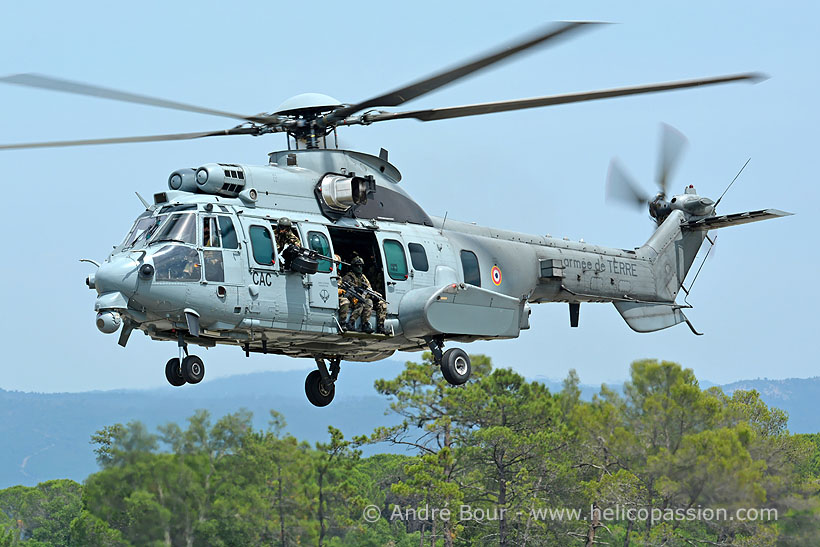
606;123;688;224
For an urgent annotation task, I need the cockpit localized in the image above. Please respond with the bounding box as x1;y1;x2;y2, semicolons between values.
117;206;240;283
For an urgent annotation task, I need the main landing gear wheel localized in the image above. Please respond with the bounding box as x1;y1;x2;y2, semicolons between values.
165;358;185;387
305;369;335;407
182;355;205;384
441;348;471;385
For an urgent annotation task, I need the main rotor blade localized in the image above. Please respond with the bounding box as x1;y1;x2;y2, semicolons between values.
0;127;258;150
0;73;268;123
325;21;600;124
606;159;651;210
346;73;766;124
656;123;688;196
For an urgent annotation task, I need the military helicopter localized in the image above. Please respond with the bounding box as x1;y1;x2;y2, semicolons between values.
0;22;790;406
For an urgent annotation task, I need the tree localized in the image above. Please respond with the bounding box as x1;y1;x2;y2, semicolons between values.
452;367;570;546
314;426;361;546
368;353;492;546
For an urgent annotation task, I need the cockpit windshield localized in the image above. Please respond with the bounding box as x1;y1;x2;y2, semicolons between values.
122;214;157;248
150;213;197;245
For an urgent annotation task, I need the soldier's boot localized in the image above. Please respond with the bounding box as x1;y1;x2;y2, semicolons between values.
348;309;361;332
338;306;349;331
360;309;373;333
376;321;388;335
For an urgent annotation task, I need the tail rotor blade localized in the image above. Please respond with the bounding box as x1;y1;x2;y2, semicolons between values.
656;123;688;195
606;158;651;210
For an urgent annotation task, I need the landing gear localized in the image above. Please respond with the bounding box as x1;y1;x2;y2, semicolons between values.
165;335;205;386
426;336;472;386
441;348;471;385
165;358;185;387
305;357;340;407
182;355;205;384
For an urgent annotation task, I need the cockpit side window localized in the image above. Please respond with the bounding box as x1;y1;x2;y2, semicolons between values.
249;225;274;265
202;217;221;247
154;245;201;282
218;216;239;249
153;213;197;245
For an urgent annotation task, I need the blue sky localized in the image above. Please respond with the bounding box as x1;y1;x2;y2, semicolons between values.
0;1;815;392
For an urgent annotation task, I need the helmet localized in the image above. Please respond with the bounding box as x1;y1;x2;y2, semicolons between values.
277;217;292;229
351;256;364;273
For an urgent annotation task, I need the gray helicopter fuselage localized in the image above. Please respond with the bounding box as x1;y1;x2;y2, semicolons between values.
91;148;710;362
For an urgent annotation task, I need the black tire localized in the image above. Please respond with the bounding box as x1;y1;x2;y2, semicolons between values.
165;358;185;387
181;355;205;384
305;370;335;407
441;348;471;385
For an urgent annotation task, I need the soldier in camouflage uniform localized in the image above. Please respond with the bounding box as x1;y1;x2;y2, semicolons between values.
339;256;389;334
274;217;301;270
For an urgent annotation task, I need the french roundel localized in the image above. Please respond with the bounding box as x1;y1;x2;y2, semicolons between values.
491;265;502;285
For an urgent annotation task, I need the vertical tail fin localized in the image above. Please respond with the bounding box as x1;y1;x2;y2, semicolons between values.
613;210;707;333
641;210;708;302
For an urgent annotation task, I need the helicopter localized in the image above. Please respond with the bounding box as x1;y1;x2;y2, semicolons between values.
0;22;790;406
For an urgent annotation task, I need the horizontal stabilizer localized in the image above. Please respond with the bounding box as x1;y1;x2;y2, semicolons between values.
682;209;792;231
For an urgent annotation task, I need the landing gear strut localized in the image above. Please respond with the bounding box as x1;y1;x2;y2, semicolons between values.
426;337;472;385
165;334;205;387
305;357;340;407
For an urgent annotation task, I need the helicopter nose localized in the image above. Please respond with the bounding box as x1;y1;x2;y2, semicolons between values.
94;255;140;297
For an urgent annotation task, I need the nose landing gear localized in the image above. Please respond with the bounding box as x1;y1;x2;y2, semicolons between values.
305;357;340;407
164;335;205;387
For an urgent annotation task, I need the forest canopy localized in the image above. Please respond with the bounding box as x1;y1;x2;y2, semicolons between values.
2;356;820;546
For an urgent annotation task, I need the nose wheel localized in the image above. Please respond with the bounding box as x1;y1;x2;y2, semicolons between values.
305;357;340;407
165;336;205;387
165;358;185;387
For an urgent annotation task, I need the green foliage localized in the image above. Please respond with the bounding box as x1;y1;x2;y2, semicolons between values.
2;356;820;546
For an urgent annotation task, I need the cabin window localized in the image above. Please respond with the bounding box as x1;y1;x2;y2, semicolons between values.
460;250;481;287
153;213;197;245
408;243;429;272
218;216;239;249
153;245;201;282
203;250;224;282
202;217;221;247
383;239;408;280
308;231;333;273
249;225;274;265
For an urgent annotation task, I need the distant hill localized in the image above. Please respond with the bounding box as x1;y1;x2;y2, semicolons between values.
2;366;819;489
721;377;820;433
0;361;408;490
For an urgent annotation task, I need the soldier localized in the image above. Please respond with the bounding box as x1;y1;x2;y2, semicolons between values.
339;256;374;333
274;217;301;270
372;290;388;335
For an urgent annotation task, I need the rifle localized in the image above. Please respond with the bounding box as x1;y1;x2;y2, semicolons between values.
360;285;387;303
340;280;386;303
290;246;350;267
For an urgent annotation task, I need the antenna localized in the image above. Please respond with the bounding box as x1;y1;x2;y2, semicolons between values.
135;191;150;209
682;233;717;307
440;211;449;235
714;157;750;209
